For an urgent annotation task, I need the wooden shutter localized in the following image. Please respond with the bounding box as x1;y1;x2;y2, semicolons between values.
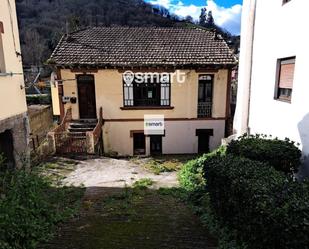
279;58;295;89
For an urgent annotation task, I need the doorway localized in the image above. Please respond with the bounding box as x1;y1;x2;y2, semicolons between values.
150;135;162;155
196;129;213;154
133;133;146;155
77;75;97;119
198;75;214;118
198;134;210;154
0;130;15;169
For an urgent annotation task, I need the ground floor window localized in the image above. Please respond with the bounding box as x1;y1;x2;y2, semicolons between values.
0;130;15;169
150;135;162;155
133;133;146;155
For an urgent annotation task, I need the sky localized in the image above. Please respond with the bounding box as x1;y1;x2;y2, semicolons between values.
145;0;242;35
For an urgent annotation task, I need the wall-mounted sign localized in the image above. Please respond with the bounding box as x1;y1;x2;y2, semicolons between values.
144;115;165;135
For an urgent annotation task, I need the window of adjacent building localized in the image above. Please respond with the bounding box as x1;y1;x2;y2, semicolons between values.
123;73;170;107
275;57;295;102
0;21;5;73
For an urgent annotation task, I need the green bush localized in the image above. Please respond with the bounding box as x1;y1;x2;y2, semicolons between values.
226;134;301;174
26;94;51;105
179;157;206;193
203;155;309;249
179;147;226;193
0;168;84;249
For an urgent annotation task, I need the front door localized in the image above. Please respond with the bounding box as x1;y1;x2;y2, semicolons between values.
77;75;97;119
150;135;162;155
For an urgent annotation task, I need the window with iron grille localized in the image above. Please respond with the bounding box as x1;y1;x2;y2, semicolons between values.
198;75;213;118
123;73;170;107
275;57;295;102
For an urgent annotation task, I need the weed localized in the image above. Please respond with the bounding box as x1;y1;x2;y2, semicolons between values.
133;178;154;189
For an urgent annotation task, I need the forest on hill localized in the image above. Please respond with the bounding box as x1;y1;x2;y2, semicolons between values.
15;0;239;67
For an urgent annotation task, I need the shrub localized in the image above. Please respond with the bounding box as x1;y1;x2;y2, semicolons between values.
0;168;84;249
203;155;309;249
26;94;51;105
179;157;206;193
226;134;301;173
179;147;226;193
132;178;154;189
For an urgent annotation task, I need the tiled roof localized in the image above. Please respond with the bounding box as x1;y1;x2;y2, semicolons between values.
50;27;236;68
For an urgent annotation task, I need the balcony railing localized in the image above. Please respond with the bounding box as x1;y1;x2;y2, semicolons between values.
198;102;212;118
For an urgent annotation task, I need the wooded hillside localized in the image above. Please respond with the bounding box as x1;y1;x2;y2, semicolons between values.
15;0;238;67
16;0;184;66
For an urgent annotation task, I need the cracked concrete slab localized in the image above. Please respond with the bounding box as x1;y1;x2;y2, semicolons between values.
63;157;179;189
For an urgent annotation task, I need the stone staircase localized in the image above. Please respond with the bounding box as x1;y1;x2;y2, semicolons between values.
68;119;97;138
49;107;104;155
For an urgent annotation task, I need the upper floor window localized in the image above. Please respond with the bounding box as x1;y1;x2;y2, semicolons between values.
0;21;5;73
123;72;170;107
283;0;291;5
275;57;295;102
198;75;213;118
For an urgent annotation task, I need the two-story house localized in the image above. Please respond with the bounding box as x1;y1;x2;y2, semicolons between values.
234;0;309;175
49;27;236;156
0;0;29;168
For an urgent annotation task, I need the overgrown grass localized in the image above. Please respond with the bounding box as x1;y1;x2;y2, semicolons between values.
0;156;84;249
34;157;78;182
142;155;195;175
133;178;154;189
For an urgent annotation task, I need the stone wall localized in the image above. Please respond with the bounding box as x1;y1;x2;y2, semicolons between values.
28;105;54;149
0;112;30;168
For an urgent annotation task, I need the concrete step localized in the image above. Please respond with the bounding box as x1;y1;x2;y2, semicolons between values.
69;123;96;129
68;132;87;139
69;127;95;133
71;119;98;124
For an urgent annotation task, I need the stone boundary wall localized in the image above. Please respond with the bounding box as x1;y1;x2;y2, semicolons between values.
0;112;30;168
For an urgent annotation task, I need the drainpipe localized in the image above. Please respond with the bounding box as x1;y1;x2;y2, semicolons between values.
233;0;257;136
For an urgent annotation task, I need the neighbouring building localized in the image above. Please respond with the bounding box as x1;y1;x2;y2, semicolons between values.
49;27;236;156
234;0;309;175
0;0;29;168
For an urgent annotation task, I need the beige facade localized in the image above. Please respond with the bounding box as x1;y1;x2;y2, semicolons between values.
52;68;230;156
0;0;29;167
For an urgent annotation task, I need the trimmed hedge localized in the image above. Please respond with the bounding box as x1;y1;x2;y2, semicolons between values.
203;154;309;249
226;134;301;174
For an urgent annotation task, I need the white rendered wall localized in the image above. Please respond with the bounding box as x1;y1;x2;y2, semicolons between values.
236;0;309;175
